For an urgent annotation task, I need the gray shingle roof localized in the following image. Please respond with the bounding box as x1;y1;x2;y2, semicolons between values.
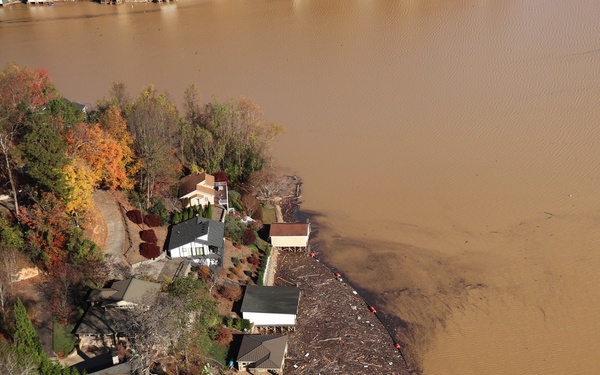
167;216;225;250
74;306;127;336
240;286;300;315
88;278;161;307
237;335;288;370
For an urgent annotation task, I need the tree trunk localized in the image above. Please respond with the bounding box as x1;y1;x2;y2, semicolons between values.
0;135;19;218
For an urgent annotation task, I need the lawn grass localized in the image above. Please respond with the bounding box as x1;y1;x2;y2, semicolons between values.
261;206;276;224
53;321;77;356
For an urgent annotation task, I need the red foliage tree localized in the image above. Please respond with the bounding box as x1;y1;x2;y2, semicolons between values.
20;193;70;270
247;256;260;267
0;64;59;122
218;285;243;302
213;171;230;186
139;243;161;259
242;228;256;246
126;209;143;224
143;214;162;227
140;230;157;243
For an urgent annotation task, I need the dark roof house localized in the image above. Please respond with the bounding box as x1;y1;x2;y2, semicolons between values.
240;286;300;327
237;335;288;374
75;278;161;339
167;216;225;267
88;277;162;308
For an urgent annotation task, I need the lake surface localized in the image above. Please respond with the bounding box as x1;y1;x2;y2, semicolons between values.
3;0;600;373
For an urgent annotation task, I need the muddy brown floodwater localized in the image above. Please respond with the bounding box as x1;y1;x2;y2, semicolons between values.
3;0;600;373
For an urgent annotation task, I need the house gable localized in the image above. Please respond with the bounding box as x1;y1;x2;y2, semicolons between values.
237;335;288;371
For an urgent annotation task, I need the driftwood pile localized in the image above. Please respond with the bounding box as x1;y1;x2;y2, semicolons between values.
276;252;412;375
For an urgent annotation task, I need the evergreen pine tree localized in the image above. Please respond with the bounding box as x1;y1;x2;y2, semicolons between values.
174;211;182;224
205;202;212;220
13;298;44;364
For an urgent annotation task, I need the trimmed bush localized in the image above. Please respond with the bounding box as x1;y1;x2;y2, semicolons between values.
232;257;240;267
140;230;157;243
243;270;253;277
143;214;163;227
139;243;161;259
218;285;243;301
235;318;252;331
247;256;260;267
198;266;212;282
215;326;233;346
126;209;143;224
242;228;257;246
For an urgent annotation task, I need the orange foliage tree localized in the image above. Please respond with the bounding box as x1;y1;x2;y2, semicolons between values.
99;105;139;188
66;122;132;189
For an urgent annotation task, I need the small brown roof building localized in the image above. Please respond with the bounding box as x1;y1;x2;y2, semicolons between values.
237;335;288;374
269;223;310;249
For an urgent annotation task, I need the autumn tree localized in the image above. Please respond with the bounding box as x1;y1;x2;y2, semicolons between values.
98;105;139;188
62;158;95;220
127;86;180;208
0;64;58;125
20;193;71;269
0;64;59;217
183;97;283;183
66;122;131;190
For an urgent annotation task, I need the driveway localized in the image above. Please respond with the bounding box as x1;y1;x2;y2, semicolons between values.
93;190;130;271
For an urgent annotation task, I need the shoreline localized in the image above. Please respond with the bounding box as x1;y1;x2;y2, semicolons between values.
265;185;414;374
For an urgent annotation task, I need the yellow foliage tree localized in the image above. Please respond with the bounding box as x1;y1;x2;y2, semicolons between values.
63;158;95;218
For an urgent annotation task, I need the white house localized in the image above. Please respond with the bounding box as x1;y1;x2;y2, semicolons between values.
167;216;225;268
269;223;310;250
178;172;216;208
240;286;300;327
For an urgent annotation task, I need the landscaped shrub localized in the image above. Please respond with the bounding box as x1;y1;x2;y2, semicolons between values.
126;209;143;224
218;285;242;301
235;318;252;332
140;230;157;243
225;216;245;244
243;270;253;277
198;266;212;282
149;198;170;225
143;214;163;227
231;257;240;267
247;256;260;267
139;243;161;259
242;228;257;246
248;219;263;232
214;326;233;346
173;211;183;224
